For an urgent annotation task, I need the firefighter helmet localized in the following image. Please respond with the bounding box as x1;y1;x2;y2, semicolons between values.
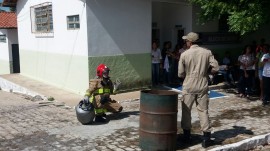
75;100;95;125
96;64;110;78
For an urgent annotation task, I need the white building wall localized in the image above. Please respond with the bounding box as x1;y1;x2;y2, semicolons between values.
17;0;88;56
7;29;18;44
152;1;192;47
0;29;10;62
86;0;152;56
0;29;11;74
84;0;153;89
7;29;19;62
0;29;19;74
16;0;89;94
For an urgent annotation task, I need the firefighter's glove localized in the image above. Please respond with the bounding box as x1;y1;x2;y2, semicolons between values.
83;96;90;105
100;95;110;105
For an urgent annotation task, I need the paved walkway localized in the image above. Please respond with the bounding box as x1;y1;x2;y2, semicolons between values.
0;74;140;108
1;74;270;150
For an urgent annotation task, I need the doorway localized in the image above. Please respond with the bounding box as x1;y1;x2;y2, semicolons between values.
12;44;20;73
176;29;185;47
152;28;160;45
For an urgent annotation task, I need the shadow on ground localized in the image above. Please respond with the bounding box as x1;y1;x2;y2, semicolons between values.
88;111;139;125
176;126;253;150
224;87;261;101
176;133;204;149
107;111;139;121
213;126;254;145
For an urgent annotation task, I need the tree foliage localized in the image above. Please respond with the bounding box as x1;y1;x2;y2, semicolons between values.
188;0;270;35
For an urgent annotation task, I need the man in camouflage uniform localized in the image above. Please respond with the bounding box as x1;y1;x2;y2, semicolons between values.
83;64;123;123
178;32;219;148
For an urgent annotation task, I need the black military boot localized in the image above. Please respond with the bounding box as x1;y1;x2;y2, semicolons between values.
95;115;107;123
202;132;214;148
102;113;107;117
183;129;191;143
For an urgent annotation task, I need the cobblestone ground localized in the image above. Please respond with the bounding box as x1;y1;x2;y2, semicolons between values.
0;88;270;151
0;91;93;150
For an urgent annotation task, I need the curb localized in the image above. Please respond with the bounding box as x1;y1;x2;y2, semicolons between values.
0;76;42;97
210;133;270;151
0;77;70;109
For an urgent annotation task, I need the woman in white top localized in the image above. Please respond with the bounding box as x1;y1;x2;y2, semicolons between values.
238;45;255;98
260;45;270;106
161;41;173;84
151;41;162;85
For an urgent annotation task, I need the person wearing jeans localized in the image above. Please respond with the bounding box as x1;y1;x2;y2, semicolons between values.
151;41;162;86
238;45;255;98
260;46;270;106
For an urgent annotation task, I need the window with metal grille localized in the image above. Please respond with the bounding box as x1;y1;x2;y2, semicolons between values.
0;35;6;43
67;15;80;30
30;2;53;33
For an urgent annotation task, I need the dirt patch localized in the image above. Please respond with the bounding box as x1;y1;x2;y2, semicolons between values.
209;105;270;145
177;105;270;146
214;105;270;120
222;134;252;144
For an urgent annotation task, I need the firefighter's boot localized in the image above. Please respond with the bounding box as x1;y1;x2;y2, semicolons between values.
202;132;214;148
183;129;191;143
95;115;107;123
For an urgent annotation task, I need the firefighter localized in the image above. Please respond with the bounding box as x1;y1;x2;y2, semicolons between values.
178;32;219;148
82;64;123;123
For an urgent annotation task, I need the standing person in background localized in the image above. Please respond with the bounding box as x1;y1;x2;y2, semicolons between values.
251;40;257;53
260;45;270;106
219;51;236;87
178;44;188;84
178;32;219;148
179;43;187;55
255;44;268;100
162;41;173;84
171;44;181;84
151;41;162;86
238;45;255;98
171;44;188;84
256;38;266;54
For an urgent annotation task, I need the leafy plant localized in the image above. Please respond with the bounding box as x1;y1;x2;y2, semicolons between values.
189;0;270;35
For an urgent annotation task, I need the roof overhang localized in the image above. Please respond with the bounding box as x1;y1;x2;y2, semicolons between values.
0;27;17;29
1;0;18;7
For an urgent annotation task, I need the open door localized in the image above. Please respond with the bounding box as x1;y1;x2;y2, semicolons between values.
12;44;20;73
176;29;185;47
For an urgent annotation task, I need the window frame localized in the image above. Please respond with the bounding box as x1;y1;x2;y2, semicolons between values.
67;15;80;30
30;2;54;34
0;35;7;43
